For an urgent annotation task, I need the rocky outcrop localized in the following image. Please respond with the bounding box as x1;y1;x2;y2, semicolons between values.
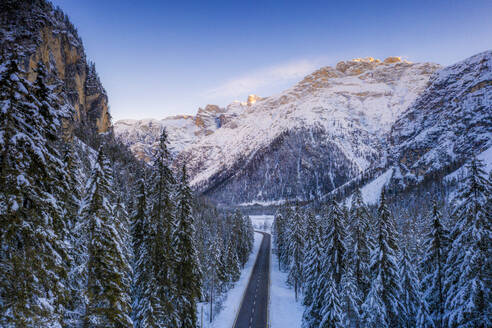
247;94;261;106
0;0;111;134
335;56;407;75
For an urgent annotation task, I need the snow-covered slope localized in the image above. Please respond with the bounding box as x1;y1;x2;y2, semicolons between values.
389;50;492;182
115;57;440;204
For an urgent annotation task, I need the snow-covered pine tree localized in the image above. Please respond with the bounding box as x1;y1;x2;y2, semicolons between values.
131;179;146;269
362;189;402;327
420;201;449;328
288;205;305;301
361;273;387;328
244;213;254;254
233;210;251;267
321;199;346;285
215;236;228;288
61;142;83;230
318;200;347;327
208;235;227;322
62;142;87;327
444;158;491;328
399;246;421;327
273;211;288;271
281;206;295;268
348;188;372;298
136;129;178;327
113;195;133;309
319;277;344;328
114;196;132;261
302;221;324;328
303;211;317;259
225;235;241;283
83;148;132;327
174;165;202;328
130;178;149;327
0;57;70;327
340;264;362;328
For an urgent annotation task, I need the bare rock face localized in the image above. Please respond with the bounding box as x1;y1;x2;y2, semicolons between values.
384;56;403;64
247;94;261;106
335;56;408;76
0;0;111;134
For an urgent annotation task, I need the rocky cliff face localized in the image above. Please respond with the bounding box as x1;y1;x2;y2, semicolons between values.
116;57;441;205
0;0;111;134
389;50;492;181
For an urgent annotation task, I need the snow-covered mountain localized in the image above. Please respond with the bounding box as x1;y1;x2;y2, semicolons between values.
115;56;442;204
115;51;491;206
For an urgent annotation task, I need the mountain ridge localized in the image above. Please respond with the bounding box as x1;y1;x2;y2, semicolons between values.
115;56;446;205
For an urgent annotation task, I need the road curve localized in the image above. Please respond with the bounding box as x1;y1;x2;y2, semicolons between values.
233;231;271;328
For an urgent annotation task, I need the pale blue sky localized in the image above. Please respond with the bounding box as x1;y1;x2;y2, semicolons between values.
50;0;492;120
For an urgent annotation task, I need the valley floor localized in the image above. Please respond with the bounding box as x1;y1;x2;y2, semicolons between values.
200;232;262;328
252;215;304;328
202;215;304;328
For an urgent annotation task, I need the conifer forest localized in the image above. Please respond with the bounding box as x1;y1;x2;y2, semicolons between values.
0;0;491;327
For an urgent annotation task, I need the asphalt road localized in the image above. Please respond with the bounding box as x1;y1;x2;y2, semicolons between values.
233;231;271;328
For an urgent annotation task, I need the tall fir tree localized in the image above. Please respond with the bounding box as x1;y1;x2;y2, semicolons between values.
0;57;70;327
318;200;347;328
63;142;87;326
136;130;178;327
83;148;133;327
444;158;491;328
174;165;202;328
273;211;288;271
319;277;344;328
361;273;387;328
302;222;324;328
362;190;402;327
208;235;227;322
348;188;372;298
233;210;252;267
420;201;449;328
321;200;346;285
288;205;305;301
225;235;241;283
131;178;149;327
399;246;421;328
340;265;362;328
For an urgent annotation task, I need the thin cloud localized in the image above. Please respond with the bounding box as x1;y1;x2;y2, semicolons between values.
204;58;324;100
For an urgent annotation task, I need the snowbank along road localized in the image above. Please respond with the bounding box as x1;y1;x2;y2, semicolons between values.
233;231;271;328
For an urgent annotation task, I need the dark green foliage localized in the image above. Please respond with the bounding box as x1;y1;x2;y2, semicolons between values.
420;202;449;328
174;165;202;328
444;158;491;327
288;205;305;301
0;57;69;327
83;149;133;327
